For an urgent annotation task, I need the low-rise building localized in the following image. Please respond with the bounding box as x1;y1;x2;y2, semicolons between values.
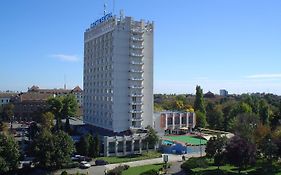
0;93;17;107
220;89;228;97
153;111;196;135
12;86;83;121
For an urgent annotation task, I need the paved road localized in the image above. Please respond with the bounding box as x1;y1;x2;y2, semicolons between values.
54;153;205;175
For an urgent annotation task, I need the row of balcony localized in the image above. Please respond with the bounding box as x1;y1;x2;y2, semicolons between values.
129;85;144;89
131;29;145;34
129;78;144;81
129;110;143;113
130;53;144;57
131;36;144;42
129;70;144;73
129;93;143;97
131;117;143;122
130;45;144;50
129;102;143;105
130;61;144;65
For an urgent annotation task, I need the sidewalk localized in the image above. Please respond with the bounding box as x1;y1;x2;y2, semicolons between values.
104;153;204;170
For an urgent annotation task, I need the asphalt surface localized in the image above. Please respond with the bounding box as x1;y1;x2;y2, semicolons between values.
54;153;205;175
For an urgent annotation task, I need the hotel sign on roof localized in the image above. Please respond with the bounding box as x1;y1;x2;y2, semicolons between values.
90;13;113;28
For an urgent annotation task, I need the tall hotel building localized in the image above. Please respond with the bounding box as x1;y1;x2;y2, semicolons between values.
83;13;154;133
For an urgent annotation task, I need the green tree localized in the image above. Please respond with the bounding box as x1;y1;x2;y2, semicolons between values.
53;131;75;167
1;104;14;124
0;133;20;173
206;103;223;129
93;134;100;157
88;134;95;157
76;135;90;156
194;85;206;114
195;111;207;128
254;124;270;148
33;129;55;167
61;95;78;132
47;97;63;131
40;112;54;130
205;135;227;170
259;134;278;164
144;126;159;151
231;113;259;142
225;136;256;174
259;100;270;125
33;129;75;168
229;102;252;120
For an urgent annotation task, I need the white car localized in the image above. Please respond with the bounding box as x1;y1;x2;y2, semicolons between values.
80;161;91;169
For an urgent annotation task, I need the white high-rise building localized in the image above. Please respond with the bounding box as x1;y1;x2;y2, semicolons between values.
83;13;154;133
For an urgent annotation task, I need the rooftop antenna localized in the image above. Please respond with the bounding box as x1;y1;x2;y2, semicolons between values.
113;0;115;14
104;3;107;15
64;75;67;90
120;9;124;20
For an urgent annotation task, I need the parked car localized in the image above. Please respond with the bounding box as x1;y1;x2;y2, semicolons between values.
95;159;109;166
79;161;91;169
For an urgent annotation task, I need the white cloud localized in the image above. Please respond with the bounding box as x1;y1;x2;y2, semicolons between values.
50;54;80;62
245;73;281;79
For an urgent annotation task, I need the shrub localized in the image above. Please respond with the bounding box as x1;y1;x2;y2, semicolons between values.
181;157;208;173
140;169;158;175
107;165;129;175
61;171;68;175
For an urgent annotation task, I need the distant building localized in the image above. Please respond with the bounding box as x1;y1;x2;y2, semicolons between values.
220;89;228;97
83;12;154;133
153;111;196;135
12;86;83;121
0;93;17;107
12;92;52;121
204;91;215;98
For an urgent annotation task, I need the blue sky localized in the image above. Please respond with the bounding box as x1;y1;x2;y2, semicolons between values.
0;0;281;94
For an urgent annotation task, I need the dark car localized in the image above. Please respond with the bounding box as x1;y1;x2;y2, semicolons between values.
95;159;108;166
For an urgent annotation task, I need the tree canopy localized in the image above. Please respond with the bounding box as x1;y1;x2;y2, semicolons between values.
0;133;20;173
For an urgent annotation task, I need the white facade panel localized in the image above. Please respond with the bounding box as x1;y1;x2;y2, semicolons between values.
84;14;153;133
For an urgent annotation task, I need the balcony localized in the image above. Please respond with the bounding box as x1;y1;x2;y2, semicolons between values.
130;53;144;57
129;70;144;73
131;29;144;34
130;45;144;50
130;61;144;65
129;110;143;113
131;37;144;42
129;102;143;105
129;78;144;81
129;94;144;97
131;117;143;121
129;85;144;89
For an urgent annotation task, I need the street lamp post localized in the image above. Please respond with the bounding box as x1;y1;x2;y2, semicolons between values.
199;129;202;157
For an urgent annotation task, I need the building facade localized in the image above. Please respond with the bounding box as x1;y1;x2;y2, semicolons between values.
83;13;154;133
220;89;228;97
0;93;17;107
12;86;83;121
154;111;196;135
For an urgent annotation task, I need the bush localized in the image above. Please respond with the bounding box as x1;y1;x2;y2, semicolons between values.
107;165;129;175
123;164;130;170
61;162;79;169
181;157;208;173
61;171;68;175
140;169;158;175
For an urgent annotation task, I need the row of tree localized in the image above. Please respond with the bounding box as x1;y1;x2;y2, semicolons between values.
205;121;281;174
0;133;20;174
155;86;281;133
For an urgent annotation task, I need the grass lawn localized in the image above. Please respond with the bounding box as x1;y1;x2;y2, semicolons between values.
164;135;207;145
122;163;164;175
97;151;162;164
188;158;281;175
